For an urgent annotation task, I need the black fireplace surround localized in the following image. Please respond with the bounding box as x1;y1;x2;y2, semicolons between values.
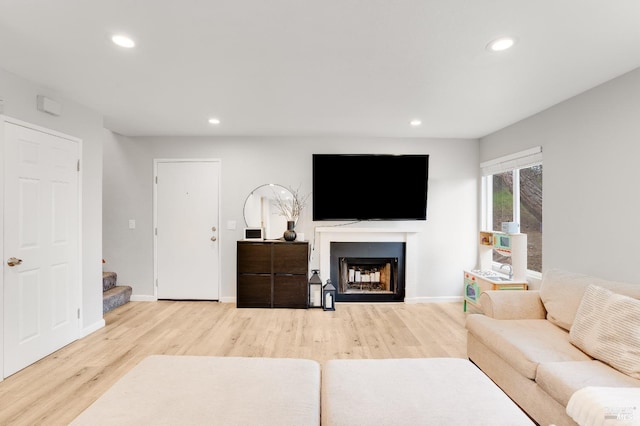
330;242;405;302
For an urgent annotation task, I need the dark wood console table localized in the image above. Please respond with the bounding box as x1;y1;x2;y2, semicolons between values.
237;240;309;308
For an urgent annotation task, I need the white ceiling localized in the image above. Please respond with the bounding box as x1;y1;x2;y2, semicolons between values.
1;0;640;139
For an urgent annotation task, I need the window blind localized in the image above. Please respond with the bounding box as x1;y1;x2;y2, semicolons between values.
480;146;542;176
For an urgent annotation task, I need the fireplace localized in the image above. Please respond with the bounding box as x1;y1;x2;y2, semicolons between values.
330;242;405;302
317;226;420;303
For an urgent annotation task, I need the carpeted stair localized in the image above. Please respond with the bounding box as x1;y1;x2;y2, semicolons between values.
103;271;132;314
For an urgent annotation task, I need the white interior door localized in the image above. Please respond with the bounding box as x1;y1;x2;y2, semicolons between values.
3;121;80;378
155;160;220;300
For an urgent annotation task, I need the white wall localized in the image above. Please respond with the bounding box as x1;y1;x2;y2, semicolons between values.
0;67;104;335
480;67;640;284
103;134;479;301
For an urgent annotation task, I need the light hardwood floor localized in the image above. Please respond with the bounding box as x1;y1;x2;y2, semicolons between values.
0;300;480;425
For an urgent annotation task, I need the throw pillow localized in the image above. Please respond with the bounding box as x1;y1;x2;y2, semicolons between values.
569;285;640;379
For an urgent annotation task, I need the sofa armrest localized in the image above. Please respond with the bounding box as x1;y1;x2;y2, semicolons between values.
567;387;640;426
479;290;546;319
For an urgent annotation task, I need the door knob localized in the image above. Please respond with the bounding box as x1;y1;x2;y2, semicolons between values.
210;236;217;242
211;226;217;232
7;257;23;267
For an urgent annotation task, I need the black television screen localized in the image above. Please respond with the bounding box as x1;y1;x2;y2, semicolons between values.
312;154;429;221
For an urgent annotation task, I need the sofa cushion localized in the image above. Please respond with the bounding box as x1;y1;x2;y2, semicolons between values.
569;285;640;379
465;314;591;379
536;360;640;407
540;269;640;332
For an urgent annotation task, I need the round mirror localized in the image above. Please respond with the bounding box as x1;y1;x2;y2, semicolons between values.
243;184;294;240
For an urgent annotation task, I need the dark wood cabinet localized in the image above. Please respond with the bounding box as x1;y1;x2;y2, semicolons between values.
237;241;309;308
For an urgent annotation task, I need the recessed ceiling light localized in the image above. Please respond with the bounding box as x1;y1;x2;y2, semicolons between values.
208;118;221;125
112;34;135;48
410;119;422;127
486;37;515;52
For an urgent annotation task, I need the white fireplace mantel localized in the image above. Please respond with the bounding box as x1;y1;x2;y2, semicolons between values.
315;226;422;303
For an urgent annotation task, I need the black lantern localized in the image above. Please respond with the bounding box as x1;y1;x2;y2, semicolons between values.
322;279;336;311
309;269;323;308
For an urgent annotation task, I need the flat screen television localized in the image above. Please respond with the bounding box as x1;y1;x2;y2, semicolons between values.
312;154;429;221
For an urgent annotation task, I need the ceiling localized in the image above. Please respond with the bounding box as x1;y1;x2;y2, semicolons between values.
1;0;640;139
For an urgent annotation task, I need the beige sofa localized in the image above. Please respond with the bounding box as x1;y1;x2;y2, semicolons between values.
466;268;640;426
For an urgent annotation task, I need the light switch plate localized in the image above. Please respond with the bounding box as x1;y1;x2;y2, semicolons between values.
128;219;136;229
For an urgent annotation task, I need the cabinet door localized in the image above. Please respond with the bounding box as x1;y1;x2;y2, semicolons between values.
237;274;271;308
273;243;308;274
237;243;271;273
273;275;308;308
464;276;480;304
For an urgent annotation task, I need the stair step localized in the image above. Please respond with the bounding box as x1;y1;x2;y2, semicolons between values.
103;285;132;314
103;271;117;292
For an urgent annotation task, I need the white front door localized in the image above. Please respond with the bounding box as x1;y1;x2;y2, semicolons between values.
154;160;220;300
3;121;80;378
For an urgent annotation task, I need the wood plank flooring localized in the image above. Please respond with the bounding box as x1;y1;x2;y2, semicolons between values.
0;301;480;425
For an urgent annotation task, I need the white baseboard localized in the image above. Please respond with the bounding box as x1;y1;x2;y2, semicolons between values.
80;319;105;338
130;295;234;303
126;295;459;304
130;295;157;302
126;296;460;304
404;296;463;304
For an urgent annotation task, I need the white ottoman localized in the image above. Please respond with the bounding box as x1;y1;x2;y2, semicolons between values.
71;355;321;426
321;357;534;425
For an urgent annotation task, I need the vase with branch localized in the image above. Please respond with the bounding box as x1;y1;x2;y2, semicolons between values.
272;185;309;241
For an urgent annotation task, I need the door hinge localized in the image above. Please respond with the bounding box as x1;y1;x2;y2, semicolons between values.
155;176;158;184
155;228;158;236
77;308;80;319
77;160;80;172
155;279;158;287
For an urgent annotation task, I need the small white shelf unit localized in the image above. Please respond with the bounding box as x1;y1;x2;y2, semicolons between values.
478;231;527;282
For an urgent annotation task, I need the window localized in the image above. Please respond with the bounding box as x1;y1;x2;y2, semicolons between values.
481;147;542;273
